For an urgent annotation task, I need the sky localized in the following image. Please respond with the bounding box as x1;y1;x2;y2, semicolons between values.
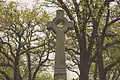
6;0;78;79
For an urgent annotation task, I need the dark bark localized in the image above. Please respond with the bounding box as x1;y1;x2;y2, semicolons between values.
96;3;110;80
14;54;20;80
79;30;89;80
27;52;32;80
80;52;89;80
96;51;106;80
14;56;19;80
14;37;21;80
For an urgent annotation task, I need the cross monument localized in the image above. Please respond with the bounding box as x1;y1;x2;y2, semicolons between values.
47;10;74;80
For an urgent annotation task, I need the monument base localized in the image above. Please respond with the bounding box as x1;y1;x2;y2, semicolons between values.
54;71;67;80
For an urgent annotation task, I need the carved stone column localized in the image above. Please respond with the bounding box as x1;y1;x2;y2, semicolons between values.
47;10;74;80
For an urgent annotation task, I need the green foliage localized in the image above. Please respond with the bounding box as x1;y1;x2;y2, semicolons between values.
0;1;52;80
36;72;53;80
0;0;120;80
0;1;50;30
44;0;120;80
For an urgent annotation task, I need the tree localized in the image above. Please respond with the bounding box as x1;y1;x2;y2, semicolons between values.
0;1;52;80
44;0;120;80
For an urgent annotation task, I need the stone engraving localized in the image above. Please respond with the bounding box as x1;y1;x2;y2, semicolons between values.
47;10;74;80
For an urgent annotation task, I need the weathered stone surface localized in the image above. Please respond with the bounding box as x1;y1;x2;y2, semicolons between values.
47;10;74;80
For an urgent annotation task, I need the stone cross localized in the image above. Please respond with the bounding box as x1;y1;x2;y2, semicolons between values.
47;10;74;80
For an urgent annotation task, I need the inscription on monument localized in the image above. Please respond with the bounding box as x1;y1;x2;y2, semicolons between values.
47;10;74;80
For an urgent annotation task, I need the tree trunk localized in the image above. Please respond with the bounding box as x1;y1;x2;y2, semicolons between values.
14;37;21;80
14;54;20;80
27;52;32;80
80;52;89;80
96;51;106;80
79;33;89;80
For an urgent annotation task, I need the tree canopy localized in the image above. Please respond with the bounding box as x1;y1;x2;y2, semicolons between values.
44;0;120;80
0;1;53;80
0;0;120;80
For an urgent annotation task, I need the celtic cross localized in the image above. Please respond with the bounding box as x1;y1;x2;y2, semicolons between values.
47;10;74;80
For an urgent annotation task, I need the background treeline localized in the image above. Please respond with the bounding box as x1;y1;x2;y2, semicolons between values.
0;0;120;80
